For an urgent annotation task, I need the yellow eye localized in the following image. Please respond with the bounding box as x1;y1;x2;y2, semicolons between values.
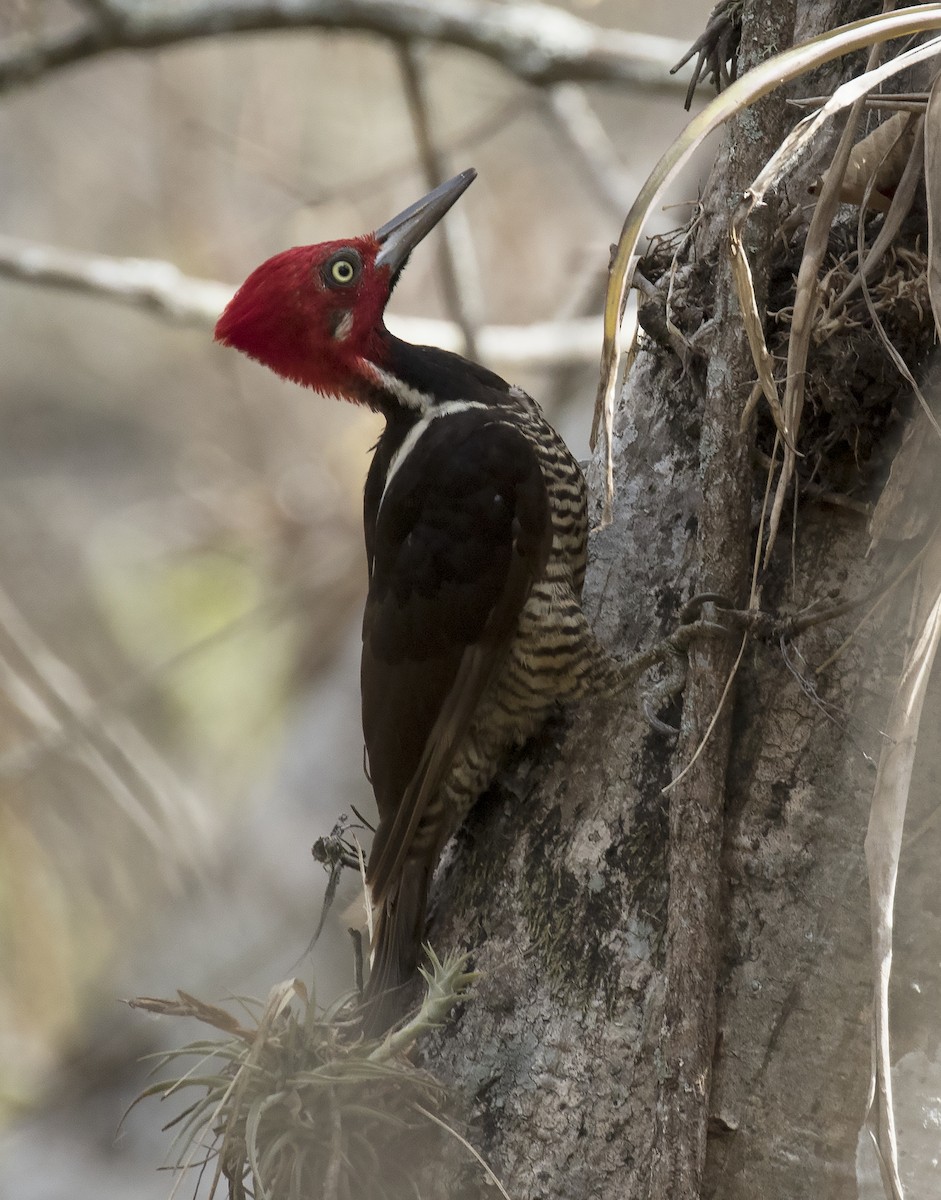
330;259;355;284
322;250;360;289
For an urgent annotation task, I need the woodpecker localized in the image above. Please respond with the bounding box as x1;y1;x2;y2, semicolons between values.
215;169;619;1034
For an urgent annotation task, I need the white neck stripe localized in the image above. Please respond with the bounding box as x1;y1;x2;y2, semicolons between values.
359;361;432;412
379;401;489;515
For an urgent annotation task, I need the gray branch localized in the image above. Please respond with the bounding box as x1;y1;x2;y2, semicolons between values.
1;0;692;96
396;39;482;360
0;234;601;368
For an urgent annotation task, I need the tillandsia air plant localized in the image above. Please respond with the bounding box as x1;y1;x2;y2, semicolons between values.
128;951;494;1200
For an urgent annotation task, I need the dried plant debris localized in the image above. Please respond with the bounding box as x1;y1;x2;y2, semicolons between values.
640;207;933;505
671;0;744;110
763;228;933;498
815;110;920;213
128;951;480;1200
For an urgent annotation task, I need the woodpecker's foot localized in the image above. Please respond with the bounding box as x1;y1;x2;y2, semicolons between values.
638;638;691;738
617;594;734;736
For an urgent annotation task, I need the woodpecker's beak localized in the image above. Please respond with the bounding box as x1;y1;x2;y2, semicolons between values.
374;168;477;276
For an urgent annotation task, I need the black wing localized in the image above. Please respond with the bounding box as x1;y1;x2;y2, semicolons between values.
362;408;551;907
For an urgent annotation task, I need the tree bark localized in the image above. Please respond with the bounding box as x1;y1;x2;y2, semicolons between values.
422;2;941;1198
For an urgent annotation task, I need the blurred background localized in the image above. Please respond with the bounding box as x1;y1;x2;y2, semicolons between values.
0;1;713;1195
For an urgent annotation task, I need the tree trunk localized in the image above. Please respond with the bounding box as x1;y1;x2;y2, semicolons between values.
422;2;941;1197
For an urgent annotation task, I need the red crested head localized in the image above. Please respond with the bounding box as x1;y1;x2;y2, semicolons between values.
214;169;476;405
214;234;386;399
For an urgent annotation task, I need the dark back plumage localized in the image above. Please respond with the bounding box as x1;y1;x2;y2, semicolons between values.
358;346;603;1033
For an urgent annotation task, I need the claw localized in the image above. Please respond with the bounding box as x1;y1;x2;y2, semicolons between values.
640;639;688;737
678;592;732;624
618;594;739;735
632;595;737;735
666;619;730;654
643;695;680;737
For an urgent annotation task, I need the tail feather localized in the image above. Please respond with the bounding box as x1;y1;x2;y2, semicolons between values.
360;866;429;1038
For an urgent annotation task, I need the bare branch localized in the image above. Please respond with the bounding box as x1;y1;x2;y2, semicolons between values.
71;0;122;24
397;40;482;359
545;83;634;218
0;234;232;322
0;0;692;97
0;233;601;368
